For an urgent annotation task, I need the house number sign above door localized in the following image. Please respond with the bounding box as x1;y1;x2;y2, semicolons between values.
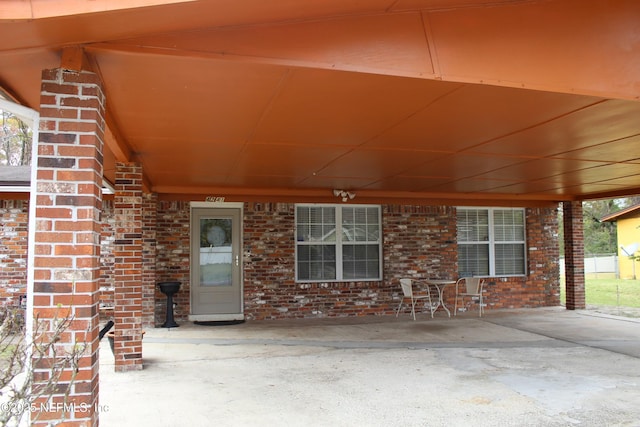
205;196;226;203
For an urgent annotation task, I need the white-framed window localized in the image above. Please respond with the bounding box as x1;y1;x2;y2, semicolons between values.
295;204;382;282
457;207;526;277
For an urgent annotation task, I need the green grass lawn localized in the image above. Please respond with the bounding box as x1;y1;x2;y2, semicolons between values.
560;277;640;307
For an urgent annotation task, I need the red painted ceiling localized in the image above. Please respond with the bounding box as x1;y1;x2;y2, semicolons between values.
1;0;639;206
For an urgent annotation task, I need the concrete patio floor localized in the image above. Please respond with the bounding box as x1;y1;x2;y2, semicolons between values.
99;307;640;427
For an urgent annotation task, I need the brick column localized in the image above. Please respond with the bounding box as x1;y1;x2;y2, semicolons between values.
31;68;104;426
563;201;586;309
113;163;144;371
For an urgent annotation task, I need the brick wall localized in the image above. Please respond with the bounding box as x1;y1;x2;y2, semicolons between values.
91;200;564;322
383;205;458;280
242;204;456;319
141;193;157;327
482;207;561;310
0;200;29;307
383;204;458;313
242;203;404;320
155;201;191;324
2;199;562;324
100;199;115;316
529;206;561;306
241;203;559;319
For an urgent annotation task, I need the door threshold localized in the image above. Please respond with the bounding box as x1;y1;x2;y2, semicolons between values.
194;319;245;326
189;314;245;322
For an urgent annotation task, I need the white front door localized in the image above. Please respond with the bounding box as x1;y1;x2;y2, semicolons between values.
189;205;243;321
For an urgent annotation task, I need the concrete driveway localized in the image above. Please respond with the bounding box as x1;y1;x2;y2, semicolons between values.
99;308;640;427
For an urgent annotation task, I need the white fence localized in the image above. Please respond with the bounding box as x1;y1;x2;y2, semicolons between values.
559;254;618;278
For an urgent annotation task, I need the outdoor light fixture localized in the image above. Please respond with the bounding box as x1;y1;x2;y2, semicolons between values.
333;189;356;202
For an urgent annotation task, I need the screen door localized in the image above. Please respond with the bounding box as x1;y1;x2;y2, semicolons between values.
190;207;242;319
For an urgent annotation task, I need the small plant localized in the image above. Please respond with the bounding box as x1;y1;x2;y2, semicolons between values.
0;305;87;426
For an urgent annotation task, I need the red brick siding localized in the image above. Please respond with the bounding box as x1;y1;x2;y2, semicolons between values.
383;205;458;279
0;200;29;306
112;201;562;322
3;198;561;325
99;199;115;316
241;203;560;320
141;193;157;327
383;205;458;313
243;203;391;320
155;201;191;324
482;207;561;310
528;207;561;307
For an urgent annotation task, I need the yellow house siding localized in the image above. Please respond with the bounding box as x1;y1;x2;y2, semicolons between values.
617;217;640;279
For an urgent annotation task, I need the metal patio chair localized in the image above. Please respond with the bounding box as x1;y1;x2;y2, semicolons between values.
396;278;433;320
454;276;486;317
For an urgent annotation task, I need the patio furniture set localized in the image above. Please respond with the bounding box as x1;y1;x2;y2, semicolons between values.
396;276;486;320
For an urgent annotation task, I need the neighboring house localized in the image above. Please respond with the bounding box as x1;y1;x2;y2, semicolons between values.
601;204;640;280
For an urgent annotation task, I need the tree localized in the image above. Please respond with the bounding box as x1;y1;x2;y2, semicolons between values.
558;198;638;256
0;110;32;166
582;199;621;254
0;307;85;426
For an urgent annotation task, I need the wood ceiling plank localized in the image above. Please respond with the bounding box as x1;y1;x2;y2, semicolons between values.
231;143;351;177
315;149;447;180
549;135;640;163
471;100;640;158
365;84;599;152
475;158;608;182
254;68;460;147
92;50;287;150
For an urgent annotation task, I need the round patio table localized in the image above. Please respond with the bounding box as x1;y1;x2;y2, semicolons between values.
425;280;456;317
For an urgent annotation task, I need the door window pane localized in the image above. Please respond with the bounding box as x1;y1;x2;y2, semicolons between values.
200;218;232;286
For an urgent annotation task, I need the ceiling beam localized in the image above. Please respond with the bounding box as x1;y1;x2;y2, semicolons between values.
104;120;132;164
151;184;569;205
60;46;92;72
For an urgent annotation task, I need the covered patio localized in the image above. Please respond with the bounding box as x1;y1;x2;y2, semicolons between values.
1;0;640;425
98;308;640;426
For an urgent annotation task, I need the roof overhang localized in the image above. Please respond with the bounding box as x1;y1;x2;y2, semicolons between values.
1;0;639;206
601;203;640;222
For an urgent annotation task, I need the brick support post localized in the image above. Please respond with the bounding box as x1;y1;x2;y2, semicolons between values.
113;163;144;371
31;68;104;426
563;201;586;309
